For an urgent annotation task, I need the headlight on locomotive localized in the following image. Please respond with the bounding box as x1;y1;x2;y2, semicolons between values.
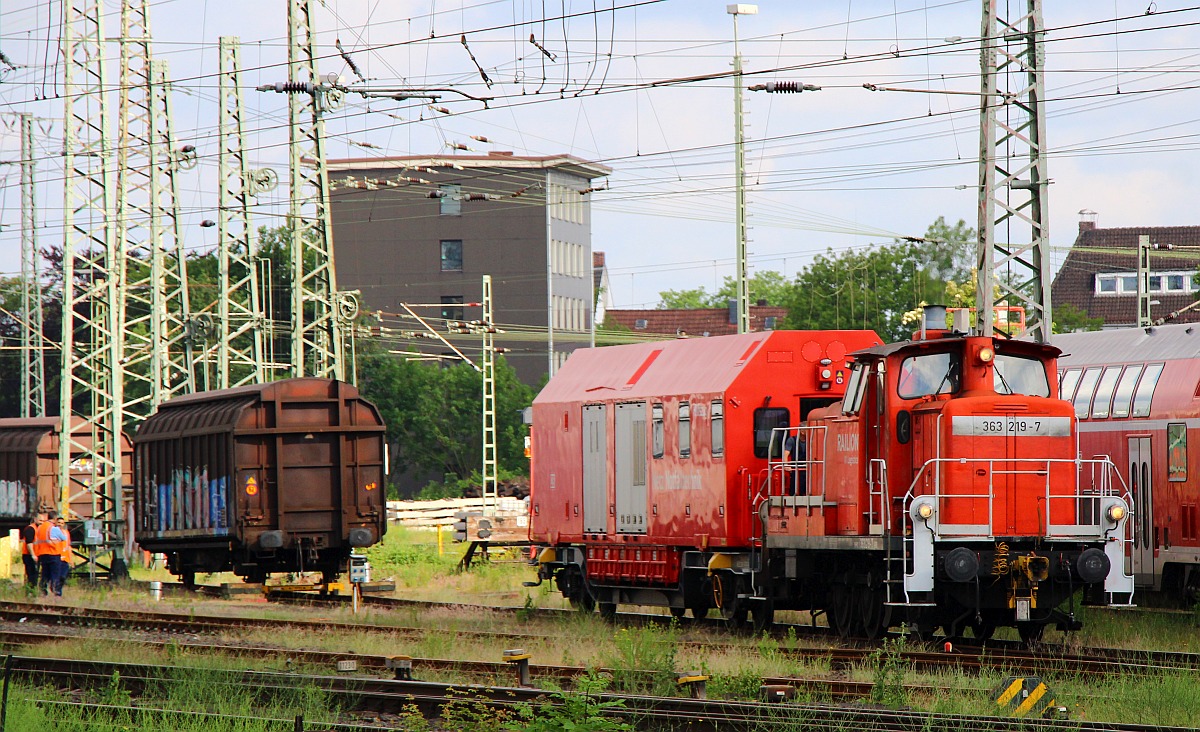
910;500;935;522
1106;504;1127;523
1076;548;1111;584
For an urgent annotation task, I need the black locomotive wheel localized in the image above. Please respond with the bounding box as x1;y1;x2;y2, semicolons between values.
712;573;747;626
830;586;855;639
598;602;617;620
180;571;196;590
858;586;890;639
669;606;687;619
1017;621;1045;645
750;600;775;632
569;592;596;612
688;605;711;620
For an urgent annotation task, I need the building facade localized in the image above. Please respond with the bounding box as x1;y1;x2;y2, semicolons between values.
327;152;610;385
1051;212;1200;329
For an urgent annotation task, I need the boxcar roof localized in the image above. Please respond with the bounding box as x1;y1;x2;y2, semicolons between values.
534;330;882;404
1055;324;1200;365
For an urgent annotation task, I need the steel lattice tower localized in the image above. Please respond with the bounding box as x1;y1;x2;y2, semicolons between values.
59;0;126;576
481;276;497;513
976;0;1051;342
116;1;195;418
212;37;269;388
287;0;345;379
19;114;47;418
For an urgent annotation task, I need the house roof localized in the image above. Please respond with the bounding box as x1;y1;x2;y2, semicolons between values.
1050;222;1200;327
326;151;611;179
606;305;788;337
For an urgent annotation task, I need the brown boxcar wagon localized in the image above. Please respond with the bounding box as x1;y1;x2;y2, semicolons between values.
133;378;387;586
0;417;133;530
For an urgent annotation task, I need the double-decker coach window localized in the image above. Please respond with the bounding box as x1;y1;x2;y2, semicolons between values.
1073;367;1102;419
753;407;790;459
1091;366;1122;418
1111;365;1143;418
994;354;1050;397
1132;363;1165;417
1059;369;1082;402
897;352;960;399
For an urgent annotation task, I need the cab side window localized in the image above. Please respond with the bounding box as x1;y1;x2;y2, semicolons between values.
753;407;790;459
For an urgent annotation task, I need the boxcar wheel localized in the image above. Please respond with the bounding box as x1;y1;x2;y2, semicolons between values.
570;593;596;612
970;619;996;642
181;571;196;590
598;602;617;620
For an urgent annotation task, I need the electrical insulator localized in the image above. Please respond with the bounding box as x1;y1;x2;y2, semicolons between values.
470;135;490;143
426;190;446;199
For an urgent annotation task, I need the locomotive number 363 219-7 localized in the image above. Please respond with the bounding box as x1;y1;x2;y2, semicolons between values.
951;415;1071;437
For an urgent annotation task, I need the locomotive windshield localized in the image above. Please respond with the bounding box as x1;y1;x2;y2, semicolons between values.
898;352;960;399
993;353;1050;397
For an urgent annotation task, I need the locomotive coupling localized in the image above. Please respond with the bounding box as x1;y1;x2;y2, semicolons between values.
1012;554;1050;583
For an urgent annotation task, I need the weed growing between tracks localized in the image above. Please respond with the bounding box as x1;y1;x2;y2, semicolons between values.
3;664;345;731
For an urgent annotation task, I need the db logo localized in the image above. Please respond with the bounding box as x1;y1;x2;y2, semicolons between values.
245;476;259;496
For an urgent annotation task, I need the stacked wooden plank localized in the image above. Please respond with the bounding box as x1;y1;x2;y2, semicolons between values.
387;496;529;540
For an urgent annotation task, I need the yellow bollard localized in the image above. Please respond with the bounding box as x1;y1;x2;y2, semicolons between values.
437;524;444;556
0;529;15;580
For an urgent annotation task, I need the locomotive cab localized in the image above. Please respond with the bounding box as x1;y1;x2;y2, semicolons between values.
814;332;1135;641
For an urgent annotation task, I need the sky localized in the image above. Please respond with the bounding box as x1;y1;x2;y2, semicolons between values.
0;0;1197;311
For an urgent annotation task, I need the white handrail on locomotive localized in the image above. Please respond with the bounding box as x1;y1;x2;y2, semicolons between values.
763;424;825;501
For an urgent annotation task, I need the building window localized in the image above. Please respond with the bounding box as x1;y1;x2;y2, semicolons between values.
634;319;647;330
710;401;724;456
1168;274;1185;291
440;240;463;271
439;184;461;216
678;402;691;458
1120;275;1137;292
1097;276;1117;294
1096;270;1200;295
440;295;464;321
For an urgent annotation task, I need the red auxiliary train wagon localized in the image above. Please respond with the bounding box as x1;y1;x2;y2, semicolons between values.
1056;323;1200;605
133;378;387;586
531;316;1134;641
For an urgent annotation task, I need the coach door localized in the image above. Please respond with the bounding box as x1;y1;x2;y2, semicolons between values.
582;405;608;533
614;402;648;534
1128;436;1155;585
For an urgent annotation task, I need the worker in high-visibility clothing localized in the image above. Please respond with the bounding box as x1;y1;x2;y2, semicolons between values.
20;512;47;592
52;516;72;596
31;511;57;595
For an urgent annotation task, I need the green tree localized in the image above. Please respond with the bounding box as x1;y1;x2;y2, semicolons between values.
1053;302;1103;333
659;270;792;309
911;216;975;305
780;241;942;342
356;340;534;486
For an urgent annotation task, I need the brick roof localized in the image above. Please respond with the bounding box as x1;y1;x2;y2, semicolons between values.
1051;222;1200;327
607;305;788;337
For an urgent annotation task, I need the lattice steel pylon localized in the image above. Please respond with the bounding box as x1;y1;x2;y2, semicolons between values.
116;0;195;419
286;0;345;379
19;113;47;418
976;0;1051;342
59;0;126;576
211;36;269;388
481;276;498;514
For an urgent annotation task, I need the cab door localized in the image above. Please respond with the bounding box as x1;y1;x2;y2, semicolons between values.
1128;436;1155;586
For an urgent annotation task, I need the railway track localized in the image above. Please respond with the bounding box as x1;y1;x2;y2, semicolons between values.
1;599;1197;681
10;654;1199;732
0;626;911;703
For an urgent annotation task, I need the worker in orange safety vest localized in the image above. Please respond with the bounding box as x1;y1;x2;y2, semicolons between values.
33;511;66;597
20;512;46;591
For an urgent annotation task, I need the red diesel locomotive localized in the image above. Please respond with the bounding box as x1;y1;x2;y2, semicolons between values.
530;315;1134;641
1056;323;1200;605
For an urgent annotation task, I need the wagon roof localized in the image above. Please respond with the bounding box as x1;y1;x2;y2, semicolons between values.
0;418;60;454
534;330;882;404
1055;323;1200;365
